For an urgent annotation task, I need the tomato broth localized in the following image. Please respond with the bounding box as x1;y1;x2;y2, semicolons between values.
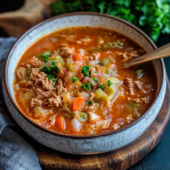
13;27;157;135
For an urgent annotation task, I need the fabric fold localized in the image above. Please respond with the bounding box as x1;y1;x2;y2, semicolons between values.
0;37;41;170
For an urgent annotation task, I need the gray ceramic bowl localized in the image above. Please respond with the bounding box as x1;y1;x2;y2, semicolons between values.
3;12;166;155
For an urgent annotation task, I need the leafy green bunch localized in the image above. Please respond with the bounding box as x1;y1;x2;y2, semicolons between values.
50;0;170;42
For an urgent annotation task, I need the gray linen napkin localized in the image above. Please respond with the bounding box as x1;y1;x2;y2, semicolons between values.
0;37;41;170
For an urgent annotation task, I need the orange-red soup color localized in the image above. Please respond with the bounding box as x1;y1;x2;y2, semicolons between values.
13;27;157;135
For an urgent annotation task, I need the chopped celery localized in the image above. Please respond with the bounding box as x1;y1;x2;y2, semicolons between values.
73;80;82;96
91;40;123;52
74;80;82;88
126;103;142;110
37;51;51;62
19;80;27;86
104;84;119;101
60;103;70;112
68;63;75;72
37;51;51;58
75;111;88;123
136;69;146;79
33;107;42;118
49;55;65;67
26;67;32;77
94;88;110;107
79;112;88;121
60;104;75;118
106;77;122;85
100;58;110;66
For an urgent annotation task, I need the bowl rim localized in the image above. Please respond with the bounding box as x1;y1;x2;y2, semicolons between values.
4;12;164;139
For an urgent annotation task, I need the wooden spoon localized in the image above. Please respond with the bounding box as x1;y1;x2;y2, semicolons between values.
0;0;55;37
122;43;170;68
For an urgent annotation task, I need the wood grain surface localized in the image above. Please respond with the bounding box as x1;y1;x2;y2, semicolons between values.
32;80;170;170
0;0;54;37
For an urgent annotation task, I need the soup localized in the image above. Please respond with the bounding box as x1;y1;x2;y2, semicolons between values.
13;27;157;135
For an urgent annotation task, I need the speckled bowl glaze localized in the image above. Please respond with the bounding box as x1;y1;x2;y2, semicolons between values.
3;12;166;155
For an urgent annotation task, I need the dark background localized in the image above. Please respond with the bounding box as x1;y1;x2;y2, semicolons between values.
0;0;170;169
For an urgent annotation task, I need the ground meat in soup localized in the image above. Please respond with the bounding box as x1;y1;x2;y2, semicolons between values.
13;27;157;135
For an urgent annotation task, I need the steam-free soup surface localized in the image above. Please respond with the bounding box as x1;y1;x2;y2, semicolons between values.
13;27;157;135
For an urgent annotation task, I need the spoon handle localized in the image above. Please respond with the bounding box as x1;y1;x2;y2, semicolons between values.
122;43;170;68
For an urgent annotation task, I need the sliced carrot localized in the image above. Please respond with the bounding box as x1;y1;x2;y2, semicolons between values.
72;97;84;111
73;52;82;61
55;116;66;130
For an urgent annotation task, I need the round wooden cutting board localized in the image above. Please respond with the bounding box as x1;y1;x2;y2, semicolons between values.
33;80;170;170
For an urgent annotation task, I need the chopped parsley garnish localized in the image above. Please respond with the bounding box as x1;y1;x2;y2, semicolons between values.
99;84;105;90
50;61;60;74
81;81;92;91
94;71;97;73
92;77;98;83
136;69;146;79
52;78;58;83
71;76;79;84
44;55;49;62
81;66;90;77
88;100;93;105
65;131;70;133
37;51;51;63
42;66;48;72
42;61;60;80
108;80;113;87
46;74;53;80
